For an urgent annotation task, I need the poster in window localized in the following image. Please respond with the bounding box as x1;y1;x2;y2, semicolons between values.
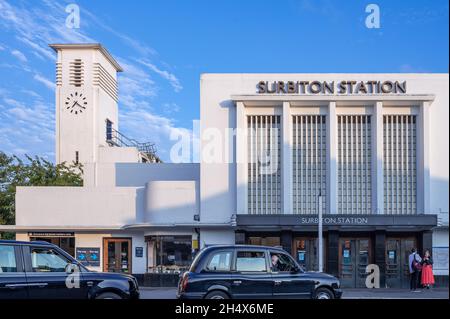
298;251;306;262
388;250;396;260
343;249;350;258
433;247;449;270
76;247;100;267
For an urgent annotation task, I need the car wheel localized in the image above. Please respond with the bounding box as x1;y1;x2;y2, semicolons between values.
314;287;334;300
96;292;123;299
204;291;230;299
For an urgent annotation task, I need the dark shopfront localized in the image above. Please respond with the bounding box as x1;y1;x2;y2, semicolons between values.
235;214;437;288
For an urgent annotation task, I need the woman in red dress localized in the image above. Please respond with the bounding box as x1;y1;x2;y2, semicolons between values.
421;250;435;289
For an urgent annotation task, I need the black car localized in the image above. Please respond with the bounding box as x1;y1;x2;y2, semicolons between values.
177;245;342;299
0;240;139;299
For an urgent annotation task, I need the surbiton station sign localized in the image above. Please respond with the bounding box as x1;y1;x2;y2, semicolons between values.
257;80;407;95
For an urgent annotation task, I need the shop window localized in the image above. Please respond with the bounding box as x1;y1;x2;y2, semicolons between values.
150;236;192;274
247;236;280;247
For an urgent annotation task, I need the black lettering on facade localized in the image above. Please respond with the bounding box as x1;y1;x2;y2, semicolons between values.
338;81;347;94
309;81;322;94
381;81;394;93
257;81;266;93
324;81;334;94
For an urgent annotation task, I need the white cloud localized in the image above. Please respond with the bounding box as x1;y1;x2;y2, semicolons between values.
138;60;183;92
399;64;429;73
163;102;181;114
10;49;27;63
120;109;192;160
21;89;42;99
33;74;55;90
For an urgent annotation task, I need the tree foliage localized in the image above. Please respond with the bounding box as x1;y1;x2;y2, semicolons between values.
0;152;83;238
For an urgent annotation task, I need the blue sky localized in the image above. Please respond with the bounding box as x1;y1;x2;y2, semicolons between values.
0;0;448;162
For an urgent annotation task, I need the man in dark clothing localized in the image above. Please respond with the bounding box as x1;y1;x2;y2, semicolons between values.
409;248;422;291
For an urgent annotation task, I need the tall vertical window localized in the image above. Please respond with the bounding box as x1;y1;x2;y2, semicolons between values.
106;119;113;141
337;115;372;214
247;115;281;214
383;115;417;214
292;115;326;214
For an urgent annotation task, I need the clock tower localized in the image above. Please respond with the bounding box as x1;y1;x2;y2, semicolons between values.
50;43;123;165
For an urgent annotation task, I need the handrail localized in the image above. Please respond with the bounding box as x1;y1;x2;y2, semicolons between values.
106;128;159;161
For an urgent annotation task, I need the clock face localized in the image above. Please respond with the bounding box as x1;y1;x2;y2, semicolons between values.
65;91;87;114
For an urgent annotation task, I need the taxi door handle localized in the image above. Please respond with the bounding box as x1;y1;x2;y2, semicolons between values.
232;280;242;285
274;280;282;285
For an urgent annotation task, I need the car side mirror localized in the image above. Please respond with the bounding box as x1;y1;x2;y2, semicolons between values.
65;262;80;274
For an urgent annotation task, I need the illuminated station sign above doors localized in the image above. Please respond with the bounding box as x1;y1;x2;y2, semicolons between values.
257;80;407;95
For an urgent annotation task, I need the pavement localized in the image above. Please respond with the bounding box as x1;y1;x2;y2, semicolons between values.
138;287;449;299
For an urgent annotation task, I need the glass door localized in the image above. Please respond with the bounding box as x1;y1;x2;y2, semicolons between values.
293;238;326;272
103;238;132;273
357;239;370;288
386;238;416;288
339;239;355;287
339;238;371;288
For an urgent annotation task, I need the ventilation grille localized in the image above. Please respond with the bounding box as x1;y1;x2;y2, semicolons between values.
247;115;281;215
383;115;417;215
93;63;118;101
56;62;62;86
69;59;84;87
337;115;372;214
293;115;327;214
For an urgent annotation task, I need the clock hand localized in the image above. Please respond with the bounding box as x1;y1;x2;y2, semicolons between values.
74;101;85;108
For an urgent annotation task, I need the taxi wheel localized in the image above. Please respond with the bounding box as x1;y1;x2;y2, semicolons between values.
314;287;334;299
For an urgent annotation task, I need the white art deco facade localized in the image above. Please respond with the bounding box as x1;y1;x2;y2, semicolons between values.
1;44;448;288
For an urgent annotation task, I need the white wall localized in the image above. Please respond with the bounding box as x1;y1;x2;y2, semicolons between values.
115;163;199;187
98;146;140;163
15;186;139;227
145;181;198;224
200;229;235;248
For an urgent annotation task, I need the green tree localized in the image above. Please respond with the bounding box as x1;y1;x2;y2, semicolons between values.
0;152;83;239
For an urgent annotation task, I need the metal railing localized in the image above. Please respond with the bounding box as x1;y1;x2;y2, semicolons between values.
106;128;160;162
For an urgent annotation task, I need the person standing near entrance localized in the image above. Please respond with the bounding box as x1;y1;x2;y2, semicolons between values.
409;248;422;292
421;250;435;289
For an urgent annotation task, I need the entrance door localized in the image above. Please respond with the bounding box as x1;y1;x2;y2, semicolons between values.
103;238;132;273
385;238;415;288
339;238;371;288
293;238;326;272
